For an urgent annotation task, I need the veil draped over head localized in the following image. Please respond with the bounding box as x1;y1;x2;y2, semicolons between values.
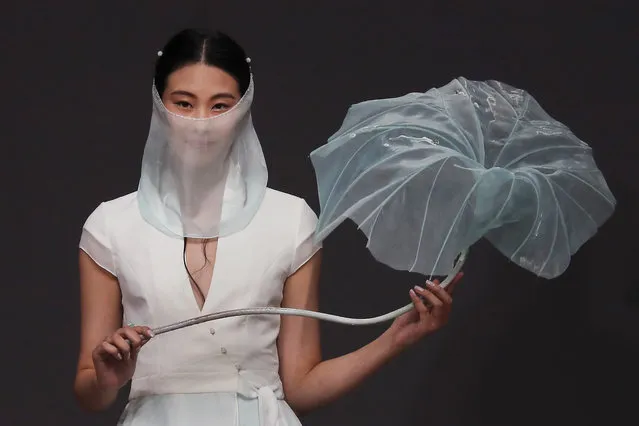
137;76;268;239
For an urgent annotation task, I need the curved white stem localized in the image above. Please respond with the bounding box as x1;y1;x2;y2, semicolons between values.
151;250;468;336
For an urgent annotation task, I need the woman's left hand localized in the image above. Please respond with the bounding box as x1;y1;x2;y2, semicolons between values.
388;272;464;349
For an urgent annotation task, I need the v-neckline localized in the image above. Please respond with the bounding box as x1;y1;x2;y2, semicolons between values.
184;238;223;315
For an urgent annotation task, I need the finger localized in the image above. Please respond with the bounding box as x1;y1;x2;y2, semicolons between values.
134;326;155;340
111;333;132;360
414;286;443;311
425;281;453;304
121;328;144;350
413;285;435;310
128;324;152;339
417;283;447;306
99;341;123;361
409;289;430;317
445;272;465;294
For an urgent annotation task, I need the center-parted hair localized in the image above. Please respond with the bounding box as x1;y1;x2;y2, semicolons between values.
154;29;251;97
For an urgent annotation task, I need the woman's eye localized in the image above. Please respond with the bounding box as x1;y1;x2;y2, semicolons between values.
212;103;229;111
174;101;192;109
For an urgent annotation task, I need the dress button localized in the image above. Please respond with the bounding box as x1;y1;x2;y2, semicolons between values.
220;347;227;354
234;363;241;370
209;328;216;335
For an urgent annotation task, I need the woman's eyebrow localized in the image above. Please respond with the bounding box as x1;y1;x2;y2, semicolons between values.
210;93;236;101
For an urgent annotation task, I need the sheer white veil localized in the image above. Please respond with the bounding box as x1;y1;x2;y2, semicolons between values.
137;74;267;238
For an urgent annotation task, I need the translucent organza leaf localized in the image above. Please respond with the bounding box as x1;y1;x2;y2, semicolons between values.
310;77;615;278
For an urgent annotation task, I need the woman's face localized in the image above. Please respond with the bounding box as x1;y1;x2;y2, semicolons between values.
161;63;241;118
158;63;247;171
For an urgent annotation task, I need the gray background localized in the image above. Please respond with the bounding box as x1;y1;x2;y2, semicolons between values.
3;1;637;425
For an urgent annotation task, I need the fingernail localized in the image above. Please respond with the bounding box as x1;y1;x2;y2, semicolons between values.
409;289;417;297
116;353;123;361
414;285;425;292
148;330;155;338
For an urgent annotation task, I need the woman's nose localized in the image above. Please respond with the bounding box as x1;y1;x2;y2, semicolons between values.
194;107;209;119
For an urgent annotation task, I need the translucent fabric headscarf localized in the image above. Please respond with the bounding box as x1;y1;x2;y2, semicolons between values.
137;75;268;239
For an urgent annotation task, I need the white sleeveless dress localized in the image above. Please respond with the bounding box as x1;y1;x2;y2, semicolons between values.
79;188;321;426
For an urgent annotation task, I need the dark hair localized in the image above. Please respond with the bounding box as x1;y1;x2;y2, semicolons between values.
154;28;251;97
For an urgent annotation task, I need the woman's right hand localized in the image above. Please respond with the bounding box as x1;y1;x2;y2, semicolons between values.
91;325;154;391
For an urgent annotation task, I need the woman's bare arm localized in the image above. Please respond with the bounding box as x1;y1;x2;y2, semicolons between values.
277;250;460;414
73;250;123;411
277;251;402;414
